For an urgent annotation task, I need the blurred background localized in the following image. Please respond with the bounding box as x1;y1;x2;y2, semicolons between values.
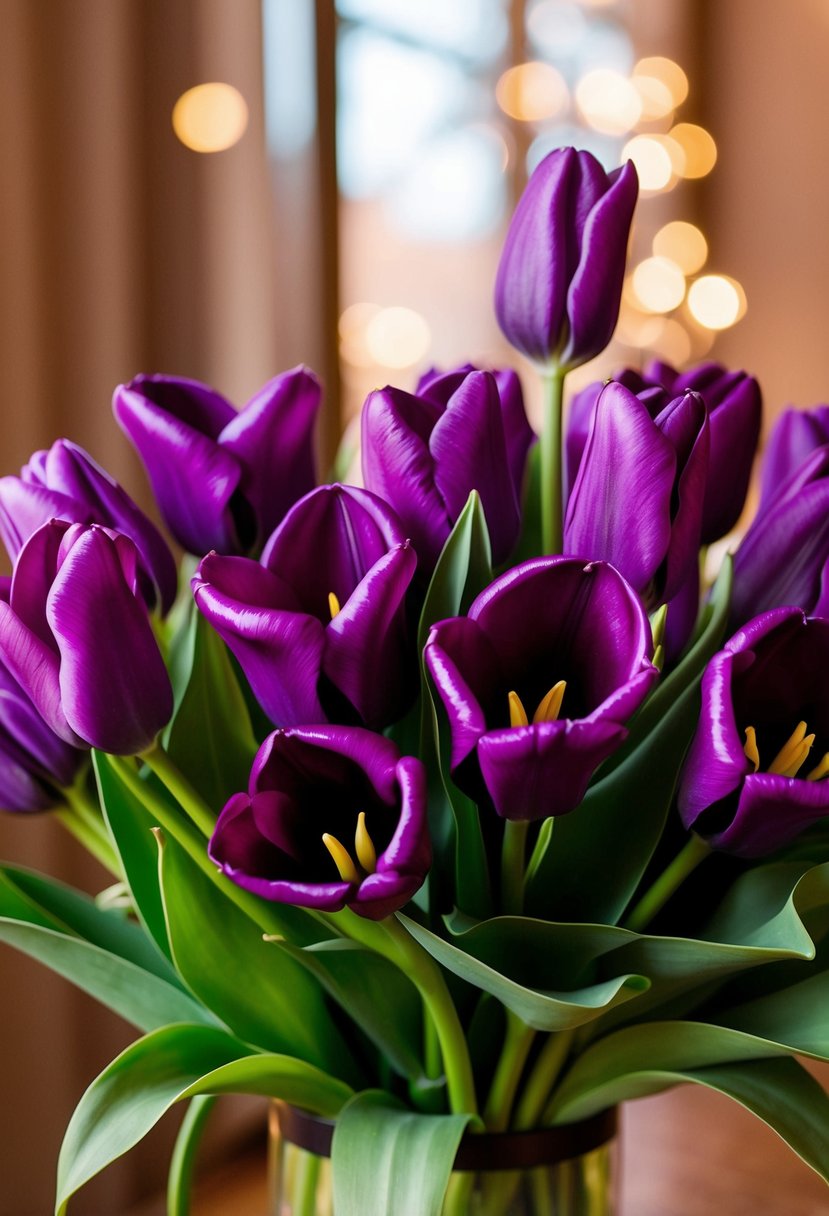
2;0;829;1211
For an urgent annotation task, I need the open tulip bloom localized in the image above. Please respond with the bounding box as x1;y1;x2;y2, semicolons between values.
2;147;829;1216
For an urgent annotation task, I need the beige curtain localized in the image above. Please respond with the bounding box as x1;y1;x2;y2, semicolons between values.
0;1;315;1210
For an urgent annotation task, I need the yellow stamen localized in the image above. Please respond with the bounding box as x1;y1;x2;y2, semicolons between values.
354;811;377;874
328;591;341;619
777;735;815;779
322;833;360;883
533;680;567;724
768;722;809;775
807;752;829;782
743;726;760;772
508;690;529;728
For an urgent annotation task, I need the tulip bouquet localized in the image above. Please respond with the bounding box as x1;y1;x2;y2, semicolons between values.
2;145;829;1216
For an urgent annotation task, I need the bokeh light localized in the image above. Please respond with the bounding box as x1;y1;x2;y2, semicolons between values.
575;69;641;135
496;61;568;122
172;83;248;153
634;56;688;107
687;275;747;330
365;306;431;367
631;71;675;121
631;257;686;313
653;221;708;275
649;317;693;366
339;302;382;368
622;135;677;192
670;123;717;179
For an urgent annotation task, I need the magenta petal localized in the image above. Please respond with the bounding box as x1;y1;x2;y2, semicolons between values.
323;542;417;729
45;529;172;753
424;617;497;773
713;772;829;857
0;599;77;746
656;392;709;601
760;405;829;508
114;381;245;554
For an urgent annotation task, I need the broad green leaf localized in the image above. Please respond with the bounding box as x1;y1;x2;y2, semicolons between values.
417;491;494;919
157;825;359;1081
400;914;649;1031
280;938;425;1082
548;1054;829;1185
0;920;213;1032
717;968;829;1059
525;562;733;926
55;1023;353;1215
332;1090;473;1216
0;863;178;984
164;607;258;807
94;751;172;959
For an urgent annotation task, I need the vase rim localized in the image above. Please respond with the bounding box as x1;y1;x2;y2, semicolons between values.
273;1101;617;1172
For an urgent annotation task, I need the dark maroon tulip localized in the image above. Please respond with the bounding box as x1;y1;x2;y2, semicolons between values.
0;521;173;755
731;444;829;626
564;381;709;608
416;364;535;500
113;366;321;557
193;485;417;730
646;361;761;542
0;580;83;811
759;404;829;508
566;362;760;543
678;608;829;856
424;557;658;821
361;371;520;572
209;726;430;920
494;147;638;368
0;439;177;613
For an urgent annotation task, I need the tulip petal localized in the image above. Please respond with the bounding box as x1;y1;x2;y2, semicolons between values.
193;556;327;727
424;617;499;774
564;382;676;596
323;542;417;729
219;366;320;544
712;771;829;857
114;380;245;554
760;406;829;508
655;392;709;601
45;529;172;753
0;600;76;745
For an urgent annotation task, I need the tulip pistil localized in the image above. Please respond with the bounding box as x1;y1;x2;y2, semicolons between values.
508;680;567;728
323;812;379;883
743;720;825;780
328;591;341;619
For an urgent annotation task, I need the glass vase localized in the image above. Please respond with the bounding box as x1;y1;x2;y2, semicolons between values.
268;1102;618;1216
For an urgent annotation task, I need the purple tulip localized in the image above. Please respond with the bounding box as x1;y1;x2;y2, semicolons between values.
566;362;760;543
494;147;638;368
0;580;83;812
209;726;430;920
416;364;535;500
113;366;321;557
564;381;709;608
424;557;658;821
0;521;173;755
731;443;829;626
678;608;829;856
759;404;829;508
647;361;761;542
193;485;417;730
361;370;520;571
0;439;177;613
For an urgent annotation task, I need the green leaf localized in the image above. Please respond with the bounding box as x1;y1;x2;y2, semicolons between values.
400;914;649;1031
0;863;177;983
525;558;733;925
0;920;213;1033
156;823;359;1081
93;751;172;959
717;968;829;1059
417;491;494;919
167;1096;217;1216
55;1023;353;1215
548;1054;829;1185
332;1090;473;1216
510;439;541;566
280;938;425;1082
164;607;258;807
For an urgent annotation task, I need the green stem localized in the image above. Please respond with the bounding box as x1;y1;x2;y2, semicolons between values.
56;779;121;877
623;834;711;933
332;910;479;1119
500;819;529;916
140;743;217;838
483;1009;536;1131
539;366;566;555
514;1029;573;1130
167;1095;216;1216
